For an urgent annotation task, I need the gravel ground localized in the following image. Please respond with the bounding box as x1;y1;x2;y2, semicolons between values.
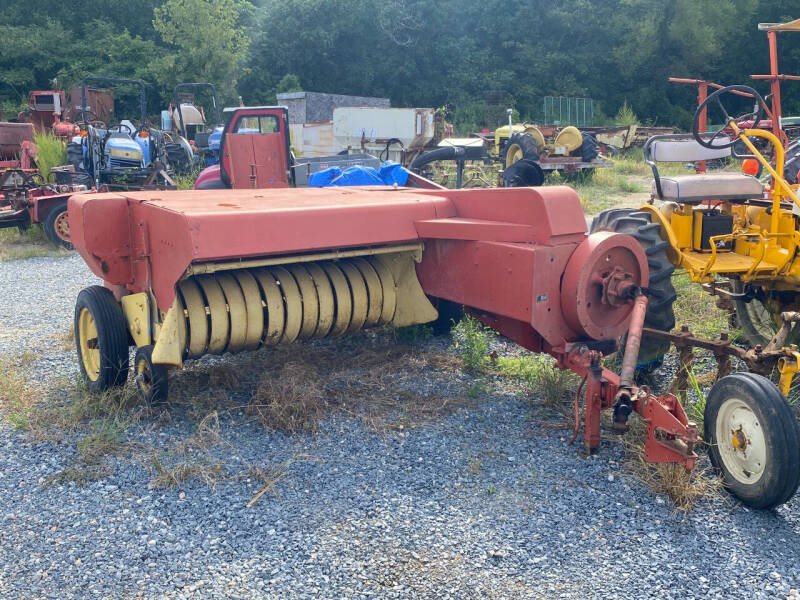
1;254;800;599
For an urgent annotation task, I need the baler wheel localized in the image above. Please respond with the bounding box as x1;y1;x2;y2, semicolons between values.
705;372;800;508
134;345;168;404
590;209;677;368
74;286;129;392
43;199;74;250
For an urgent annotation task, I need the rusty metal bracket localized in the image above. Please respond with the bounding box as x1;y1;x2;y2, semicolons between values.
644;310;800;395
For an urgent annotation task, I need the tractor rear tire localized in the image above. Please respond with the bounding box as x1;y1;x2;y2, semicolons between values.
580;133;598;162
590;209;677;368
75;286;129;393
705;372;800;508
66;142;83;170
784;142;800;185
504;132;540;168
43;199;73;250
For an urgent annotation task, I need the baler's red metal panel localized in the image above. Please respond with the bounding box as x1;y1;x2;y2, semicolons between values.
410;185;587;245
69;193;133;285
70;187;456;312
415;218;535;242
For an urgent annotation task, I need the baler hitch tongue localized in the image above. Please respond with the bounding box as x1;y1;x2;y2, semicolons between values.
564;291;698;470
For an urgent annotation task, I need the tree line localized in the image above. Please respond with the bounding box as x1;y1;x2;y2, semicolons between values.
2;0;799;132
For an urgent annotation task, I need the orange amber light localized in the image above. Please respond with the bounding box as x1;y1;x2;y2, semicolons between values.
742;158;760;176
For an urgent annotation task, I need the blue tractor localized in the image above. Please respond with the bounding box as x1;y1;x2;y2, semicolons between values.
68;76;174;188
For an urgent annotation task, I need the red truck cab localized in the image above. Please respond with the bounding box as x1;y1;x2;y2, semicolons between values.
194;106;294;190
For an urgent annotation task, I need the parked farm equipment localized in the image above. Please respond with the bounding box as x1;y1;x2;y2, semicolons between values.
68;76;175;190
164;82;224;172
193;105;391;190
0;168;88;247
411;117;613;188
0;122;37;171
591;82;800;508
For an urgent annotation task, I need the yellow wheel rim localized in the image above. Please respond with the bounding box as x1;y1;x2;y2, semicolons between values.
78;307;100;381
505;143;523;168
54;210;70;242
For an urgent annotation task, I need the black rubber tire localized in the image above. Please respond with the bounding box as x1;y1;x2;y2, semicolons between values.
42;199;74;250
66;142;83;170
133;345;169;404
784;142;800;185
590;209;677;367
504;132;540;167
165;142;193;175
704;372;800;509
732;284;800;348
74;286;129;393
502;158;545;187
429;298;464;336
580;133;598;162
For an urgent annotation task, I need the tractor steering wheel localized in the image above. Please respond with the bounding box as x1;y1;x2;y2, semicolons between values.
117;123;134;135
692;85;767;150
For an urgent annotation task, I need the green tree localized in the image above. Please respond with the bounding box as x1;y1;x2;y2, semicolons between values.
149;0;253;105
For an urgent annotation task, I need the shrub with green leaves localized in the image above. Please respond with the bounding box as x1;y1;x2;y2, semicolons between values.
452;315;495;373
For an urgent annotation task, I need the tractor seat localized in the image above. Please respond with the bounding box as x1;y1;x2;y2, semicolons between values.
653;173;764;203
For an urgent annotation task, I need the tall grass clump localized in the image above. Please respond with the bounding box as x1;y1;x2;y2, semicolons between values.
615;101;640;126
33;131;67;181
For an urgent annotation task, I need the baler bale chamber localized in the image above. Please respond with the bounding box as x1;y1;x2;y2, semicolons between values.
68;184;699;469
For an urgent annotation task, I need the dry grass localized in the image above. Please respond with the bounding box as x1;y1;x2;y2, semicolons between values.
246;462;291;507
181;340;468;435
249;361;327;433
148;453;224;488
619;417;724;512
0;227;65;261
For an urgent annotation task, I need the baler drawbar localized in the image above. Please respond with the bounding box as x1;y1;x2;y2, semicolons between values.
68;184;698;469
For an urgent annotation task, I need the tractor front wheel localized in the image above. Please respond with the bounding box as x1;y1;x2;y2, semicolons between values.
75;286;129;393
705;372;800;508
732;282;800;348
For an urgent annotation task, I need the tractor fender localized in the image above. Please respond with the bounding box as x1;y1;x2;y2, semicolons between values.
194;164;228;190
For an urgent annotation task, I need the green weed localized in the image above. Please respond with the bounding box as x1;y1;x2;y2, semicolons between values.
452;315;495;373
33;131;67;182
495;354;577;405
686;367;707;429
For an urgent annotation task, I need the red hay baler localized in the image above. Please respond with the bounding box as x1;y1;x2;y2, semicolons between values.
68;184;703;493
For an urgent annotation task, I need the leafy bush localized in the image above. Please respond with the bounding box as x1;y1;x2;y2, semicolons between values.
452;315;495;373
33;131;67;181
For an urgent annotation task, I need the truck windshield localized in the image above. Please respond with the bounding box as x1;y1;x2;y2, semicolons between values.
234;115;279;134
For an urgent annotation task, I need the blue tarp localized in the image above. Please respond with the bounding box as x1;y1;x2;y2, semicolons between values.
308;160;410;188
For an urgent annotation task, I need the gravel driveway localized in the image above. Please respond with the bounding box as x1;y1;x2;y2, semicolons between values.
1;253;799;600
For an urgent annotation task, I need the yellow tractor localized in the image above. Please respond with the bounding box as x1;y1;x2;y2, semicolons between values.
593;85;800;507
493;123;603;186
